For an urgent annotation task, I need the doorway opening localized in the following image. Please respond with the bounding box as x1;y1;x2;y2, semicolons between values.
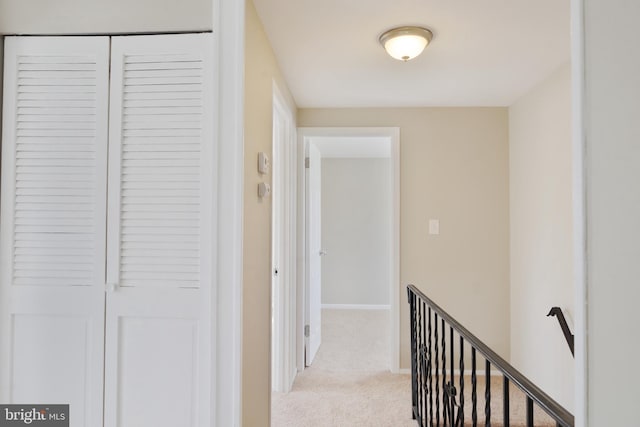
296;127;401;374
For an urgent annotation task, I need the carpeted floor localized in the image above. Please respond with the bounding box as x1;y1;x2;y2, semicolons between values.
272;308;415;427
271;309;555;427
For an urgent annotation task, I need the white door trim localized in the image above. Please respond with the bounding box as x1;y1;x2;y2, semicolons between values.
304;142;323;367
271;81;297;392
570;0;587;425
296;127;401;373
213;0;245;425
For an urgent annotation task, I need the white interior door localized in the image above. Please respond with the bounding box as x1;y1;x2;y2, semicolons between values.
103;33;215;427
0;36;110;427
305;143;322;366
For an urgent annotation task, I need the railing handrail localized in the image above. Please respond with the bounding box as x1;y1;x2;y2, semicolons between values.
547;306;575;357
408;284;574;426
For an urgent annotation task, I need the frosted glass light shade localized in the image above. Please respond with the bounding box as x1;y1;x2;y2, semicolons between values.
379;26;433;61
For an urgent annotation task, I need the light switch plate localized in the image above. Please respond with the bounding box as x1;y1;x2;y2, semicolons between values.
428;219;440;235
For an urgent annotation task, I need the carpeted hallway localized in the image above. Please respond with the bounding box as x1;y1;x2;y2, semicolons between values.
271;308;416;427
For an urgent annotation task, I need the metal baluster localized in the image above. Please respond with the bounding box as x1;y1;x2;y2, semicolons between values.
448;326;454;426
459;336;464;425
526;397;534;427
428;308;433;427
434;314;440;426
442;319;447;425
503;377;510;427
485;361;490;427
471;348;477;427
410;292;418;421
422;301;427;426
450;325;454;385
417;300;423;423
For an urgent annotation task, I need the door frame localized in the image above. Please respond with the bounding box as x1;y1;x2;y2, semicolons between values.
271;82;298;392
213;0;245;424
570;0;586;424
296;127;401;373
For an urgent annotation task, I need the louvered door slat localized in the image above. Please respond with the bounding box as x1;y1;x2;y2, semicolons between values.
11;53;104;286
13;46;105;280
108;36;211;286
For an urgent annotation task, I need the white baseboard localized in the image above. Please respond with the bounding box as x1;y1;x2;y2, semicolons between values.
321;304;390;310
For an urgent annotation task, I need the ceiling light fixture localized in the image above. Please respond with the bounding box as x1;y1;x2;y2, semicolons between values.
379;26;433;62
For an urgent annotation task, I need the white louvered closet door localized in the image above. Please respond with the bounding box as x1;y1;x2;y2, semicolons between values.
0;37;110;427
104;33;215;427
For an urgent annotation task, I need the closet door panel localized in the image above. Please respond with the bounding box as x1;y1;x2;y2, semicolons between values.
104;33;215;427
0;36;110;427
117;319;198;426
11;312;93;405
109;299;200;427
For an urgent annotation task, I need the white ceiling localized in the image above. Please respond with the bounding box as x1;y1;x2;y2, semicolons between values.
252;0;570;108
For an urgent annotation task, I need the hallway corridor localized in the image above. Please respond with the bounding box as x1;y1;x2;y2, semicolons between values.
271;309;415;427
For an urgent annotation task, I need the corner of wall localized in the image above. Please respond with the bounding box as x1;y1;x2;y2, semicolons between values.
243;2;297;425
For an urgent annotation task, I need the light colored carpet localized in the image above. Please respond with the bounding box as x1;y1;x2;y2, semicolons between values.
272;308;416;427
272;309;557;427
310;308;390;373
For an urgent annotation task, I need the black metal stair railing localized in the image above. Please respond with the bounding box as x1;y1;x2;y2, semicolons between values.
408;284;574;427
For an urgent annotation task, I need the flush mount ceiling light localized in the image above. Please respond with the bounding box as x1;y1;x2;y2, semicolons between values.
379;26;433;61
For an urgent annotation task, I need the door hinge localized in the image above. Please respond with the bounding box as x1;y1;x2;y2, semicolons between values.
305;157;310;168
304;324;310;337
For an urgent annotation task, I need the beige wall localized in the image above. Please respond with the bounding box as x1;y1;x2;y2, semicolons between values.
582;1;640;424
243;1;297;425
299;108;511;368
321;158;391;306
0;0;211;34
509;63;574;410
